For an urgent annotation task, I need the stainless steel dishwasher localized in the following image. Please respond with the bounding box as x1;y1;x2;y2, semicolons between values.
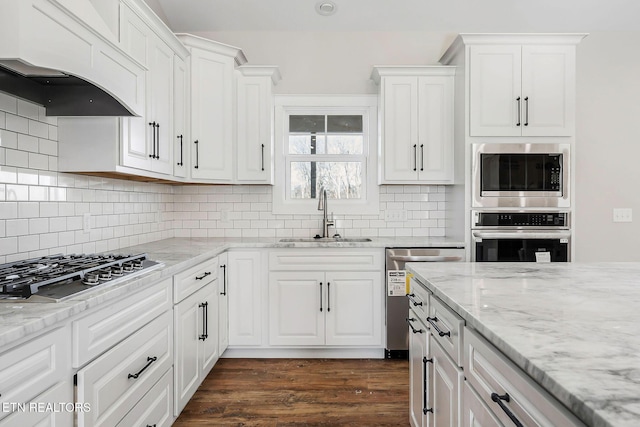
385;247;465;359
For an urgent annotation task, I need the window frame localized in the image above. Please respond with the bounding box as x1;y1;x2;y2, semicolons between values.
273;95;379;215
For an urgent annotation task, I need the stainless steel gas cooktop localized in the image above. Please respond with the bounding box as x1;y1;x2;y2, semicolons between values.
0;253;162;302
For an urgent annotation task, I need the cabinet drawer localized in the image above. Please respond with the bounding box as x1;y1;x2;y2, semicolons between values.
0;327;70;422
77;310;173;427
173;257;218;303
116;367;173;427
269;249;383;271
72;278;172;368
0;381;74;427
465;327;584;427
429;296;464;366
408;277;430;320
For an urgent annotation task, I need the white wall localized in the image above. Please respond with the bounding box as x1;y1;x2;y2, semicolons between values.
575;32;640;261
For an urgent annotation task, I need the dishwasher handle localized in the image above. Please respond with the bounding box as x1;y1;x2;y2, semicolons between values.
389;255;463;262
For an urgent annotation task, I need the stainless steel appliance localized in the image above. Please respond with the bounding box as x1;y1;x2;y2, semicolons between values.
472;142;570;208
0;253;161;302
472;211;570;262
385;247;465;359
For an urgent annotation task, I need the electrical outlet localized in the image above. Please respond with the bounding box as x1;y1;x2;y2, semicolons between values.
385;210;407;222
613;208;633;223
83;213;91;232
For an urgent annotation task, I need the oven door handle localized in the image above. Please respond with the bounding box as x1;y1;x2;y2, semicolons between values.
472;230;571;240
389;255;463;262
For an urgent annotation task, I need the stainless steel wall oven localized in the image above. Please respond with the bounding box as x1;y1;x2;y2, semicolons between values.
472;211;570;262
472;143;570;208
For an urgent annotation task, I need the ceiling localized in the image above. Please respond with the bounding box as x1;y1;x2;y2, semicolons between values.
151;0;640;33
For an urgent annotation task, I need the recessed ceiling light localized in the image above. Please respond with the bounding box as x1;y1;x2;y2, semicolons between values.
316;1;337;16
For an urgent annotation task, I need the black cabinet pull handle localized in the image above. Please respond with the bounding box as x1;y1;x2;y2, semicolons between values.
148;122;156;158
220;264;227;295
420;144;424;171
128;356;157;379
405;317;423;334
516;97;521;126
406;293;423;307
422;357;433;414
194;140;199;169
146;425;157;427
524;96;529;126
177;135;184;166
491;393;524;427
426;316;451;337
327;282;331;312
261;143;265;171
195;271;211;280
413;144;417;171
199;302;208;340
155;123;160;159
319;282;323;312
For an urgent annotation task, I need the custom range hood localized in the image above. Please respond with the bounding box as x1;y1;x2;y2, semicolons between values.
0;0;145;116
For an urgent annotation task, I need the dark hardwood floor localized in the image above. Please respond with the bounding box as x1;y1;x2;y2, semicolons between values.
174;358;410;426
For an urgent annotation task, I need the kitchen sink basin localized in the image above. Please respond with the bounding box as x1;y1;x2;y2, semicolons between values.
279;237;373;243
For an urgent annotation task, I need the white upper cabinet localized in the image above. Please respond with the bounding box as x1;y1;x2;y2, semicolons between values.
173;56;189;178
57;0;189;181
236;66;281;184
178;34;247;182
372;67;455;184
120;2;174;175
463;34;585;137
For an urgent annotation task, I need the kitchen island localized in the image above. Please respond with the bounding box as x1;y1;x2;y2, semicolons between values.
405;261;640;427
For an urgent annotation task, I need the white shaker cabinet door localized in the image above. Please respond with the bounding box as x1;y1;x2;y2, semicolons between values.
190;49;234;181
469;45;522;137
521;44;575;137
269;272;326;346
324;271;383;346
174;55;189;177
381;76;420;181
228;251;264;346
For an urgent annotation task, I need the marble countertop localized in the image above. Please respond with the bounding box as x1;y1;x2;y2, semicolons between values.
405;261;640;427
0;236;464;350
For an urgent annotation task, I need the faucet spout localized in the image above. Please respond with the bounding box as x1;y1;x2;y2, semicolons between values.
317;188;335;238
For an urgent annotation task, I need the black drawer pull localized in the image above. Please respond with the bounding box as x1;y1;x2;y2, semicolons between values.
406;293;423;307
491;393;524;427
146;425;156;427
405;317;424;334
422;356;433;414
128;356;157;379
426;316;451;337
319;282;323;312
327;282;331;312
195;272;212;280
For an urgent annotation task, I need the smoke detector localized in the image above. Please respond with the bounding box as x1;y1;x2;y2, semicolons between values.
316;1;337;16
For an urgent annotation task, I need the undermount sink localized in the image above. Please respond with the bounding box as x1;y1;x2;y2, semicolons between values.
279;237;373;243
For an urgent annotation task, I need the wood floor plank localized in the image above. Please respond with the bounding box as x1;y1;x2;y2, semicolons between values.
174;358;410;426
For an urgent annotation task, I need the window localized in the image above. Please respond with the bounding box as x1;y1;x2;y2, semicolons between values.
273;96;379;215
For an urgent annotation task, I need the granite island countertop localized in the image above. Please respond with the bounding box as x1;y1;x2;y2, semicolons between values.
0;236;464;350
405;261;640;427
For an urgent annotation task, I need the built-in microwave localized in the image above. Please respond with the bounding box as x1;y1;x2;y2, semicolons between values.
472;143;570;208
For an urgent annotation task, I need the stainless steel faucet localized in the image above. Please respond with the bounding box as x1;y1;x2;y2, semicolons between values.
317;188;335;238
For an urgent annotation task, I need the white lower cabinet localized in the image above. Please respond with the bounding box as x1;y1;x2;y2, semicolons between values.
268;249;384;348
76;310;173;427
409;277;585;427
228;250;265;346
218;252;229;354
464;327;584;427
0;326;72;426
116;368;174;427
408;310;429;427
173;257;220;416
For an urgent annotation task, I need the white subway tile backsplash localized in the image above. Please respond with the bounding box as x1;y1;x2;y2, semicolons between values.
29;120;49;139
17;99;39;120
7;219;28;236
6;114;29;134
29;152;50;170
0;93;17;114
0;130;17;149
6;149;28;168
